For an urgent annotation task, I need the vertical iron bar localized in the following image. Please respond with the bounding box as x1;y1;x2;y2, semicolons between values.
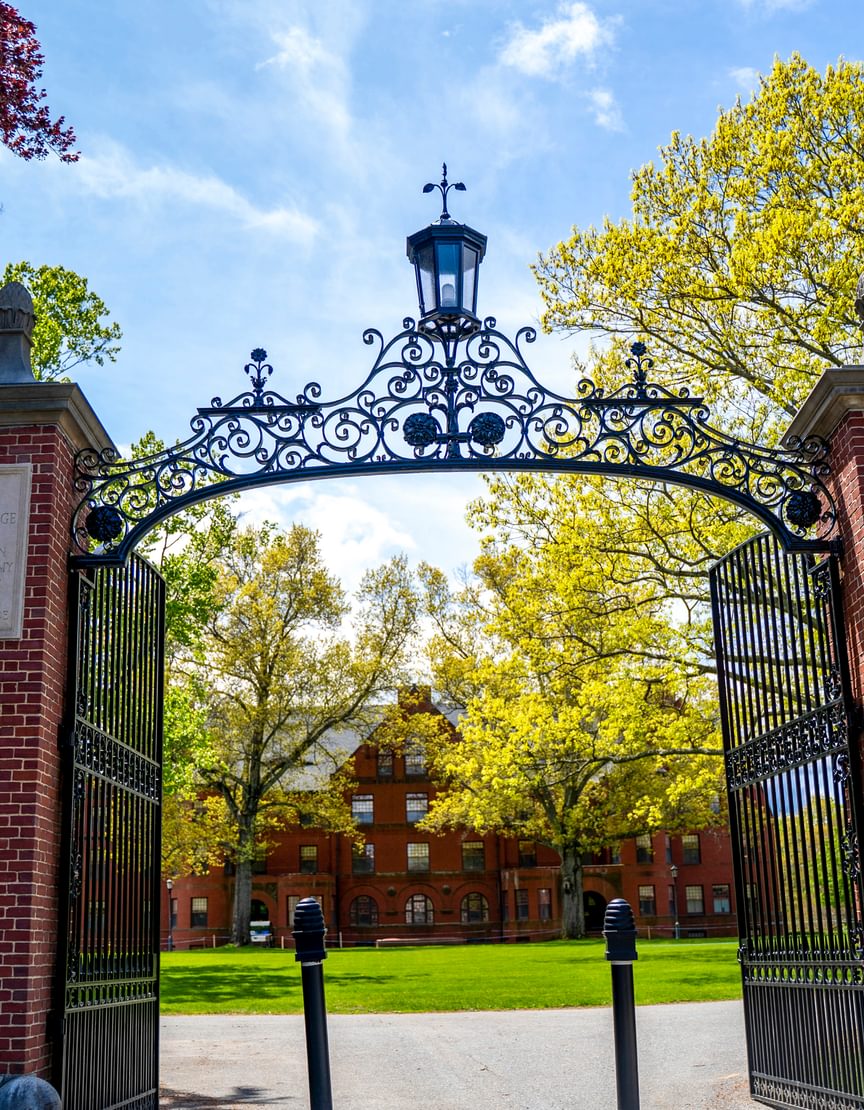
57;556;164;1109
53;569;87;1093
711;533;864;1110
772;544;803;949
793;558;827;949
712;557;750;932
826;556;864;938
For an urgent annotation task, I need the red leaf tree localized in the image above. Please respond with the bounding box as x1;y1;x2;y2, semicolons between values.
0;3;77;162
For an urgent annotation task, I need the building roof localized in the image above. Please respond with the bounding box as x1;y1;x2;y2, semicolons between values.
293;698;462;789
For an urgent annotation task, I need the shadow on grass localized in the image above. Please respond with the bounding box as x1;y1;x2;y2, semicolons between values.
160;1086;300;1107
161;965;394;1008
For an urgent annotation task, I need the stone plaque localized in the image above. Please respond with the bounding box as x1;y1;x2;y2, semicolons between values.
0;464;32;639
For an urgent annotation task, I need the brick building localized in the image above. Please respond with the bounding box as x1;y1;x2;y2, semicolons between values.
163;693;737;948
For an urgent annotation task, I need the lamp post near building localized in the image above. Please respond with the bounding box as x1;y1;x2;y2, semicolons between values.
166;878;174;952
669;864;680;940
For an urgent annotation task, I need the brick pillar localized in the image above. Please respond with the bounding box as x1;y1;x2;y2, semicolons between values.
0;384;113;1075
785;367;864;704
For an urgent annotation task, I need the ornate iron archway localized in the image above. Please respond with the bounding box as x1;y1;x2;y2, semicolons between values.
70;330;834;565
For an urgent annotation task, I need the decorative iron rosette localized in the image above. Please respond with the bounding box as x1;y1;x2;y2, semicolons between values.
71;330;836;563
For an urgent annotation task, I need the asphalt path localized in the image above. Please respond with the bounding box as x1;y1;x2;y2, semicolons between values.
159;1000;753;1109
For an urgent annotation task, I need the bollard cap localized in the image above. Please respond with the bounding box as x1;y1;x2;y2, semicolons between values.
603;898;638;962
292;897;328;963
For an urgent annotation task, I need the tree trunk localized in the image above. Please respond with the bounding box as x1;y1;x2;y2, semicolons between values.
560;845;585;939
231;824;254;945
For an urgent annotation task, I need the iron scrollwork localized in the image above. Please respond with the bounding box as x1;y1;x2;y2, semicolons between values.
71;328;836;562
725;700;849;790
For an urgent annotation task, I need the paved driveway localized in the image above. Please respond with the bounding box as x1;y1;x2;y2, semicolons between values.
160;1000;753;1108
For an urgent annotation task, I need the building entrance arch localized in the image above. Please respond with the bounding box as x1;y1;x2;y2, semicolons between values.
250;898;270;923
52;186;864;1110
583;890;607;933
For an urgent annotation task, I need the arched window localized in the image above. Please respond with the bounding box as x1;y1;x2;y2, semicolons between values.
250;899;269;922
349;896;379;927
461;892;489;923
405;893;434;925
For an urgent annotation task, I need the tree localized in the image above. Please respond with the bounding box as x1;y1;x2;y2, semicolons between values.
0;3;77;161
464;472;753;670
1;15;117;383
127;433;240;800
185;523;420;944
2;261;122;380
534;54;864;443
502;56;864;858
420;475;726;938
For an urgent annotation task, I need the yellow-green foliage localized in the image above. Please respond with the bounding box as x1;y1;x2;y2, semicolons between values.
421;475;727;934
2;260;122;380
534;55;864;440
172;522;420;940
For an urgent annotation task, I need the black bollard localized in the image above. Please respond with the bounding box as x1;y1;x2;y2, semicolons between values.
603;898;640;1110
293;898;334;1110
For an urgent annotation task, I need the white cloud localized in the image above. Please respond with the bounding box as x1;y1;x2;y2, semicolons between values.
729;66;761;92
499;2;618;78
259;26;333;73
74;141;318;242
587;88;624;131
235;484;416;593
734;0;812;9
231;469;489;595
258;26;352;139
458;69;526;138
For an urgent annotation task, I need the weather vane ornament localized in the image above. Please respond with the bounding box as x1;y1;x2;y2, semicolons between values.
422;162;466;221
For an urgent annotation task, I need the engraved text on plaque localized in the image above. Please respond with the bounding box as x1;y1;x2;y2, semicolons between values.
0;464;32;639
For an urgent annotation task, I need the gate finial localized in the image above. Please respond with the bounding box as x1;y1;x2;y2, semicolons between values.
0;281;36;384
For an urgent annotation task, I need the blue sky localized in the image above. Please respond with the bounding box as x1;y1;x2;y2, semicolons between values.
1;0;858;588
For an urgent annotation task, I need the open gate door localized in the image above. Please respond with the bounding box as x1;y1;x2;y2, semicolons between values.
55;555;165;1109
711;532;864;1109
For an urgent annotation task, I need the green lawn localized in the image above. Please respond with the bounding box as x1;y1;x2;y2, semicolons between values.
160;939;741;1015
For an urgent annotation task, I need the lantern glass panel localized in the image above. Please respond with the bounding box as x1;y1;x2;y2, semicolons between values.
416;244;435;315
463;246;478;313
436;241;460;309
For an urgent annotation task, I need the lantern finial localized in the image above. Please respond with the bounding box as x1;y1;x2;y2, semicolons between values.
422;163;467;222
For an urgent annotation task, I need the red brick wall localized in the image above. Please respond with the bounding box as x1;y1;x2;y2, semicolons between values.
0;424;79;1075
825;412;864;706
582;828;736;938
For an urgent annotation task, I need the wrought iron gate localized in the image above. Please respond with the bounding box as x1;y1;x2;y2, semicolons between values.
711;532;864;1109
55;555;165;1109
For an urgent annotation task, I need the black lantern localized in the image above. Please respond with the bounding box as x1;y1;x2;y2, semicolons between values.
406;164;487;342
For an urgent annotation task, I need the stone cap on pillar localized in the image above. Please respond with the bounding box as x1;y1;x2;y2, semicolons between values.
0;282;36;384
784;366;864;447
0;383;116;458
0;283;115;458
